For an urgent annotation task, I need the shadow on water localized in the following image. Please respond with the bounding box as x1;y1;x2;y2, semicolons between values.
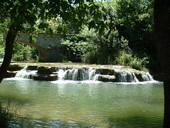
0;98;100;128
0;93;33;106
0;100;163;128
9;117;101;128
0;80;164;128
8;115;163;128
106;115;163;128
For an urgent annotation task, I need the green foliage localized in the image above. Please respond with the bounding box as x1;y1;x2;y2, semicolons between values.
0;33;38;61
13;43;38;61
0;47;4;58
62;26;97;62
0;0;106;64
0;0;104;34
0;34;4;58
116;0;159;72
62;4;129;64
0;103;15;128
116;0;154;57
115;51;148;71
0;0;157;72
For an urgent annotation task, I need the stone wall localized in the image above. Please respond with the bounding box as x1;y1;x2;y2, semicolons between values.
16;33;64;62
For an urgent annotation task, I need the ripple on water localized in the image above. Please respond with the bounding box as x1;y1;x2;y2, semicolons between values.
0;80;163;128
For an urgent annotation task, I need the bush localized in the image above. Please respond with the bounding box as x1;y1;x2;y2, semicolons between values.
115;51;148;71
13;43;38;61
63;23;129;64
62;26;98;62
0;103;15;128
0;36;38;62
116;0;156;71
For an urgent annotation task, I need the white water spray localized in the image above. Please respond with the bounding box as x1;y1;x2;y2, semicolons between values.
15;66;36;79
13;65;155;83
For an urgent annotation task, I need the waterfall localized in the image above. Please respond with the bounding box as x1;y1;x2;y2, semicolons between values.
116;72;127;82
146;72;154;81
127;72;136;82
88;68;97;80
140;72;151;81
57;68;97;81
15;66;29;78
12;65;155;82
132;73;139;82
115;72;137;82
15;66;36;79
57;69;66;80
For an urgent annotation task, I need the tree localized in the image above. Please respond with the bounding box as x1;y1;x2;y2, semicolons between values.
0;0;104;82
116;0;160;72
154;0;170;128
116;0;154;55
62;4;129;64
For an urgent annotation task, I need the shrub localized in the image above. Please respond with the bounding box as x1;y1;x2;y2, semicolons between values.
13;43;38;61
0;103;15;128
0;38;38;62
115;51;148;71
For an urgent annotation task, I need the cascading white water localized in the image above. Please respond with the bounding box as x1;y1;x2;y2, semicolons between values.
57;68;97;81
88;68;97;80
15;66;36;79
140;72;152;81
116;72;126;82
15;66;28;78
57;69;66;80
14;66;155;82
57;68;156;82
146;72;154;81
132;73;139;82
116;72;136;82
116;71;154;82
127;72;136;82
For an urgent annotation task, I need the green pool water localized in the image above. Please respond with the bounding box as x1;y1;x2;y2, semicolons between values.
0;79;163;128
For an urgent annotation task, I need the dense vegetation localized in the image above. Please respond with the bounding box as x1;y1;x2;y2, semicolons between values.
0;0;158;72
61;0;158;71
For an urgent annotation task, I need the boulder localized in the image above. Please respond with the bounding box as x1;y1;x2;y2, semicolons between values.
27;66;38;70
135;73;143;81
5;71;18;78
135;72;150;82
8;64;23;71
97;69;115;75
98;75;116;82
31;73;58;81
37;66;56;74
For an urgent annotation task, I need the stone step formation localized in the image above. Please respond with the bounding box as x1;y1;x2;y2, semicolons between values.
5;64;155;82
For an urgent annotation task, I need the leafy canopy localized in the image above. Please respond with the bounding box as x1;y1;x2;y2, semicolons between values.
0;0;105;35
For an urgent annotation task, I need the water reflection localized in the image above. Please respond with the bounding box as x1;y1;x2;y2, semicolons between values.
0;80;164;128
107;115;163;128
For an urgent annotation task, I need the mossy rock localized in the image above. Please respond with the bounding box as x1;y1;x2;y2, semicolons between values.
8;64;23;71
31;73;58;81
37;66;56;74
5;71;18;78
97;69;115;75
27;66;38;70
98;75;116;82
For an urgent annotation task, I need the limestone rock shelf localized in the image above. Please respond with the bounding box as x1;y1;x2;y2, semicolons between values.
5;63;155;82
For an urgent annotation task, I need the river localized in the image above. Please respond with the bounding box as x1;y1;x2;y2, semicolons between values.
0;79;163;128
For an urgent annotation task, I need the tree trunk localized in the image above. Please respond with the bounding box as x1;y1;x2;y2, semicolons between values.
154;1;170;128
0;24;18;82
